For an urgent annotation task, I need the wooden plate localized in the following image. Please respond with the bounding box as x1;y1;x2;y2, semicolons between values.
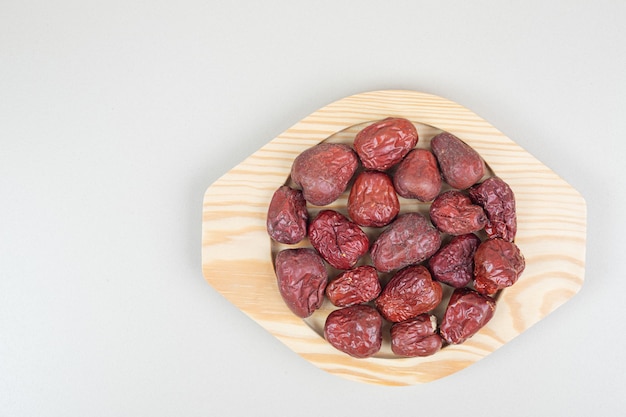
201;90;587;386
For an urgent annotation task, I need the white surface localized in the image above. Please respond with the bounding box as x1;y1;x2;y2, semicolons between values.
1;1;625;415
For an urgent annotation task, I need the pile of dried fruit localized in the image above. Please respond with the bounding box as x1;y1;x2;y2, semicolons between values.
267;117;525;359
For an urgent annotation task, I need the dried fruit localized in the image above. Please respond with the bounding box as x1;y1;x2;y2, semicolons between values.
390;314;443;357
370;212;441;273
325;265;381;307
291;142;358;206
474;238;525;295
469;176;517;242
375;265;443;322
274;248;328;318
440;288;496;344
268;120;528;359
431;132;484;189
266;185;308;244
324;305;383;358
393;148;442;202
308;210;369;270
354;117;418;171
348;170;400;227
429;190;487;235
428;233;481;288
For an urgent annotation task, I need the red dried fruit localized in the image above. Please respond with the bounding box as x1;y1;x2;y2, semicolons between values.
428;233;481;288
390;314;443;357
291;142;358;206
348;170;400;227
325;265;381;307
375;265;443;322
474;238;525;295
308;210;369;270
469;176;517;242
269;121;526;359
429;190;487;235
266;185;308;244
370;212;441;273
324;305;383;358
440;288;496;344
431;132;485;190
393;148;442;202
354;117;418;171
274;248;328;318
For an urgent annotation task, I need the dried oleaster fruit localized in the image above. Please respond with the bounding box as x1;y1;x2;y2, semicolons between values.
440;288;496;345
429;233;481;288
370;212;441;273
354;117;418;171
474;238;525;295
325;265;381;308
469;176;518;242
348;170;400;227
429;190;487;235
375;265;443;323
291;142;358;206
308;210;369;270
393;148;442;202
390;314;443;357
431;132;485;190
274;248;328;318
324;305;383;358
266;185;308;244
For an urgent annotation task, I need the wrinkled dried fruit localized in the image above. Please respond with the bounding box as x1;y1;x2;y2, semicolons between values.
431;132;484;190
324;305;383;358
354;117;418;171
325;265;381;307
390;314;443;357
348;171;400;227
269;120;528;358
469;176;517;242
274;248;328;318
429;190;487;235
440;288;496;344
291;142;358;206
429;233;481;288
370;212;441;273
308;210;369;270
266;186;308;244
393;148;442;202
474;238;525;295
375;265;443;322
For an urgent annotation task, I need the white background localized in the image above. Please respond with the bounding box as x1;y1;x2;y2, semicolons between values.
2;1;626;416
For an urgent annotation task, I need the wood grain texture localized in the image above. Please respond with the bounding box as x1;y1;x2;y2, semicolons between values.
201;90;587;386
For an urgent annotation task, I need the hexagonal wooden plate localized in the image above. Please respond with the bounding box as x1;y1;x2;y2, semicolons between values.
201;90;586;386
